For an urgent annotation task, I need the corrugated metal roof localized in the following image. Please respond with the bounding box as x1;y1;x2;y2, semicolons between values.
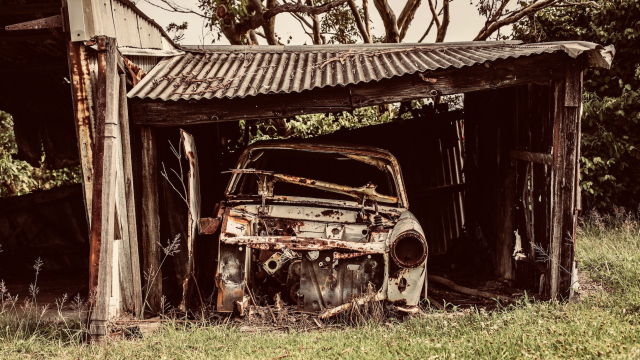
128;41;613;102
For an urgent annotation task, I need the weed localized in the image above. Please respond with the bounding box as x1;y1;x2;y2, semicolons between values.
1;214;639;359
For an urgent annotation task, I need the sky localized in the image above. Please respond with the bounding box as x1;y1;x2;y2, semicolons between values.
135;0;510;46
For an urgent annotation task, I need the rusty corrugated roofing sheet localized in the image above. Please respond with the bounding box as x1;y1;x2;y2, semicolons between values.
127;41;613;102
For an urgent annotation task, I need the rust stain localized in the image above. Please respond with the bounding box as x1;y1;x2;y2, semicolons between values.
198;217;221;234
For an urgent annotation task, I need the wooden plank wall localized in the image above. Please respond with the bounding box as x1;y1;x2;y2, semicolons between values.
0;185;89;272
511;83;554;295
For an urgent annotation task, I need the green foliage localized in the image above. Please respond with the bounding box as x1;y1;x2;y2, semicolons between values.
513;0;640;210
0;111;81;198
319;5;363;44
580;90;640;209
241;105;399;144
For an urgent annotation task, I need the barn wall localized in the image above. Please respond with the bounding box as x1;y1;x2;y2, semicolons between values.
0;184;89;274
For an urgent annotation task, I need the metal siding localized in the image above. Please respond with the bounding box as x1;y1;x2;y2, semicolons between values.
128;41;607;101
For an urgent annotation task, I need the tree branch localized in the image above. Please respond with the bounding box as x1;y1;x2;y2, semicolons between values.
347;0;373;43
373;0;400;43
427;0;441;28
304;0;324;44
397;0;421;31
142;0;207;19
264;0;349;19
419;5;442;42
363;0;372;40
474;0;559;41
398;0;422;41
437;0;450;42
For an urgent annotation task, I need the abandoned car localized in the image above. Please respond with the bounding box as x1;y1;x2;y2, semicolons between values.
202;141;428;316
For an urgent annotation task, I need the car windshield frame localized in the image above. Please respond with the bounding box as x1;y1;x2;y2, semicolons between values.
224;144;409;208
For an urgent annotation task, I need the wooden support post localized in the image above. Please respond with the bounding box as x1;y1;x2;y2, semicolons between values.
118;73;144;318
66;41;95;227
549;61;582;299
89;36;120;342
141;126;162;314
497;125;516;281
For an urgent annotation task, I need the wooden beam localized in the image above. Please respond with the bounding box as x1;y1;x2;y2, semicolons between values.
549;60;582;299
0;3;61;14
510;149;552;165
140;125;162;314
5;15;62;31
118;73;143;318
89;36;119;343
130;53;567;126
67;41;95;228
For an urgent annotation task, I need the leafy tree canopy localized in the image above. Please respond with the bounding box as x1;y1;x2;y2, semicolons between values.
514;0;640;210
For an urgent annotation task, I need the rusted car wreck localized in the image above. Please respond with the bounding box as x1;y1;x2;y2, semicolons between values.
0;0;615;342
201;142;428;315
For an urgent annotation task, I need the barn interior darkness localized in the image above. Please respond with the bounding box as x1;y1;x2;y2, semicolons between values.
0;82;555;309
148;83;554;307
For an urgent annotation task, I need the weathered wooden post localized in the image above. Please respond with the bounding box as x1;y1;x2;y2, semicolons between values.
89;36;120;341
140;125;162;313
549;60;582;299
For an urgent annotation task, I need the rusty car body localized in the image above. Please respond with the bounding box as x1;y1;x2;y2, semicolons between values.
201;141;428;316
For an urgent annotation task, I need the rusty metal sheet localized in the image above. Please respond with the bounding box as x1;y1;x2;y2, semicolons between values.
300;251;385;312
221;235;387;253
228;169;398;204
216;243;249;312
198;217;221;234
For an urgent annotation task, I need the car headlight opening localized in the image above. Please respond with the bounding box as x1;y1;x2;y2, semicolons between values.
390;230;428;268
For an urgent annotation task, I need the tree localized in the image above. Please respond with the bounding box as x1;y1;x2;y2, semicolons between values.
143;0;592;45
513;0;640;210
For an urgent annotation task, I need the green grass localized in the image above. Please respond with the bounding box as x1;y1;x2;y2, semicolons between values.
2;213;640;359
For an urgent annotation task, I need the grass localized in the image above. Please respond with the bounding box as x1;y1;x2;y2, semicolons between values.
1;211;640;359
